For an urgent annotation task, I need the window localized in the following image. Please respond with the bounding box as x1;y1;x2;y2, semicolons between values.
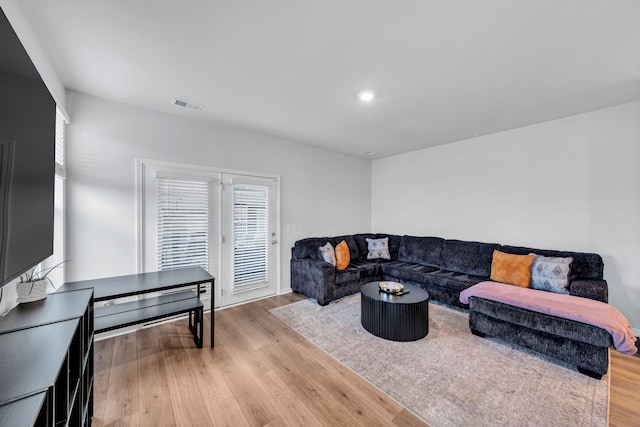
41;107;68;288
156;177;211;271
55;107;66;178
231;183;270;293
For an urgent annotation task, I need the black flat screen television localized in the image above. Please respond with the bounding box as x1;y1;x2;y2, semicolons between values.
0;7;56;287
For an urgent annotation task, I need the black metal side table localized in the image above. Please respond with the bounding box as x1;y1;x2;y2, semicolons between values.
360;281;429;342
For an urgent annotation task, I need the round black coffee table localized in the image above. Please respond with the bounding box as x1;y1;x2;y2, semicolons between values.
360;282;429;342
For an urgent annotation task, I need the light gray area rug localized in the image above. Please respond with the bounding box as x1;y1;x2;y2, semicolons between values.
270;295;609;427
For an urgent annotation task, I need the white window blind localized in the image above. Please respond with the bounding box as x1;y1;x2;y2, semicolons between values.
55;108;66;178
232;183;269;293
157;177;210;271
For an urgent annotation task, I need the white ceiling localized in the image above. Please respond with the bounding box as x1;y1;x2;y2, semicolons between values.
16;0;640;159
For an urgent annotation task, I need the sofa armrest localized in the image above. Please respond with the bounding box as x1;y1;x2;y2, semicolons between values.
569;279;608;303
290;258;335;305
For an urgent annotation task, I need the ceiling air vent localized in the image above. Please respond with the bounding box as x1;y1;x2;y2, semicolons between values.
172;98;203;111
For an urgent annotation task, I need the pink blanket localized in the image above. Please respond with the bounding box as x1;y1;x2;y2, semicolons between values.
460;281;638;355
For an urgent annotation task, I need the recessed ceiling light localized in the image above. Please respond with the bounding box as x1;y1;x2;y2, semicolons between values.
358;90;375;102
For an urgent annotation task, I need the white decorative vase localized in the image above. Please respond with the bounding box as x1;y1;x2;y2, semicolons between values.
16;280;48;303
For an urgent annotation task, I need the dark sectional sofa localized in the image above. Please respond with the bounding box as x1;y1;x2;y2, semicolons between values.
291;233;612;377
291;234;606;306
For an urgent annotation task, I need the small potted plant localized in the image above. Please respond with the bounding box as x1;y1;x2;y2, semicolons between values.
16;260;68;303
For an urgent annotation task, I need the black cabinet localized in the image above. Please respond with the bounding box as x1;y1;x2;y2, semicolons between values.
0;289;94;426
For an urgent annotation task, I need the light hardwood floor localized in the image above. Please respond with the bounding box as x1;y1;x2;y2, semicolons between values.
94;293;640;427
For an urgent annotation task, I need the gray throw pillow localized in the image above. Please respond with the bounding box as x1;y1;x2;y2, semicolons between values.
318;242;336;266
366;237;391;260
529;254;573;294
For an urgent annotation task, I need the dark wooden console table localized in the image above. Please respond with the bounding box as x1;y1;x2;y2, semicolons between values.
57;267;215;348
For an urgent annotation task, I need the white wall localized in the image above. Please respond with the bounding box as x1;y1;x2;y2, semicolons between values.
372;102;640;333
64;91;371;293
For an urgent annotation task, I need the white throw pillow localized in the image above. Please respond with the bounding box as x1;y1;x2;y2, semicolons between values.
529;254;573;294
366;237;391;260
318;242;336;266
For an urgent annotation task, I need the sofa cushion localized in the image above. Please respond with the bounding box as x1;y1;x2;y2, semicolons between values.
332;235;359;261
366;237;391;260
335;240;351;270
529;254;572;294
441;240;500;277
381;261;438;283
354;233;376;261
490;250;534;288
376;234;402;260
429;269;488;293
570;279;608;303
350;260;380;280
292;237;335;260
398;236;444;267
469;297;613;348
334;266;359;285
501;245;603;280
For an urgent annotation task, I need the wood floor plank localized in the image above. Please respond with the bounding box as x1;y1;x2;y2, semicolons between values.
103;413;139;427
267;336;400;426
254;370;325;427
94;293;639;427
185;349;251;427
393;409;432;427
609;350;640;427
227;305;273;350
263;417;288;427
136;323;163;359
102;335;139;426
163;352;213;426
254;319;399;426
215;309;272;378
212;344;280;427
111;332;137;366
297;338;404;422
136;351;176;427
157;319;187;358
242;299;307;346
258;341;365;427
92;338;115;426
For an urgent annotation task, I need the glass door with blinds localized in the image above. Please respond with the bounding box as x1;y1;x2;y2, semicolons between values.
142;165;219;311
220;174;277;306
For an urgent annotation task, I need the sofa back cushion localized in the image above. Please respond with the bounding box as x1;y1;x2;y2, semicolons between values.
441;239;500;277
332;235;359;261
375;234;401;260
353;234;376;260
292;237;335;260
500;245;604;280
398;236;444;267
